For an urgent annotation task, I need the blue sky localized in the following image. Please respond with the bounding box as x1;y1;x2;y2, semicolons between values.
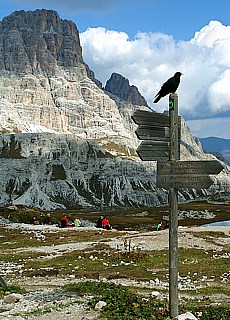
0;0;230;139
1;0;230;41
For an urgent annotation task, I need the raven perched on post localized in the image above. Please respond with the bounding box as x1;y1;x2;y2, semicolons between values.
153;72;182;103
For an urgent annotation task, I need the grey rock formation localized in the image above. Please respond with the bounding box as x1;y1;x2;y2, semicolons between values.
105;73;148;107
0;9;101;86
0;133;168;210
0;9;229;210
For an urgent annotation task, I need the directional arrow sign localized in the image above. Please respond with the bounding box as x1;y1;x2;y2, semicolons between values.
132;110;181;142
137;141;169;161
157;160;224;175
156;174;214;189
132;110;170;127
135;125;170;141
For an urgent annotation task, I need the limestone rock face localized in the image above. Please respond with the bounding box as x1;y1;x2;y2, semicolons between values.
105;73;148;107
0;9;229;210
0;9;83;73
0;9;101;85
0;133;169;210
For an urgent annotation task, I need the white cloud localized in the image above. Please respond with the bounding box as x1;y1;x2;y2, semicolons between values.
80;21;230;121
191;21;230;48
208;70;230;112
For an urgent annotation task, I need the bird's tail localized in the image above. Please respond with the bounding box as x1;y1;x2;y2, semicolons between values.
153;95;161;103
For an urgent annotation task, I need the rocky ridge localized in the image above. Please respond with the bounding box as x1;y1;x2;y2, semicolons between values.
0;9;229;210
105;72;148;107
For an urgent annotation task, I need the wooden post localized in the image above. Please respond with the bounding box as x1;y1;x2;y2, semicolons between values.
169;93;179;318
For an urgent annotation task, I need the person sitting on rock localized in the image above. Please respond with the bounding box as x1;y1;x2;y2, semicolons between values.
31;216;39;225
60;214;68;228
74;217;81;227
96;215;104;228
102;216;112;230
43;213;52;225
156;222;163;231
164;221;169;229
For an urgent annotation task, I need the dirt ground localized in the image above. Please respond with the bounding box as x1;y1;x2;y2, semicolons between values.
0;223;230;320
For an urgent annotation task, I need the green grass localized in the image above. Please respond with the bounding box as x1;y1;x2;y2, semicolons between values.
2;245;228;295
178;248;230;281
64;281;170;320
10;246;169;281
64;281;230;320
0;285;26;298
1;228;229;289
0;227;122;249
0;200;229;319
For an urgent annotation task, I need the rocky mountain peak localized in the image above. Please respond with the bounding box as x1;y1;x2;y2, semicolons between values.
105;73;148;107
0;9;101;86
0;9;82;74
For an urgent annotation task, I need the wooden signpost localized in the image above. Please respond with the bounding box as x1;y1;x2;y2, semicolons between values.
157;160;223;189
157;174;214;189
132;109;170;126
157;160;223;175
132;110;181;161
168;93;179;318
132;93;224;318
136;141;169;161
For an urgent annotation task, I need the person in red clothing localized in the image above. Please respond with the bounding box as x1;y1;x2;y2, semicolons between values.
102;216;112;230
60;214;68;228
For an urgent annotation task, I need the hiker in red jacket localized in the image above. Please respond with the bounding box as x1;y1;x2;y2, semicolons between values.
60;214;68;228
102;216;112;230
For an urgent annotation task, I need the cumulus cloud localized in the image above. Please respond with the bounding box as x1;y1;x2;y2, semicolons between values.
208;70;230;113
80;21;230;121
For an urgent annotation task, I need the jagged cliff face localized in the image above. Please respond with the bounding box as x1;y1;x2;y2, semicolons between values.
0;133;169;210
0;10;229;210
0;9;83;74
105;73;148;107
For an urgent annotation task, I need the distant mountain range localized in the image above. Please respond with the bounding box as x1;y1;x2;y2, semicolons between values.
200;137;230;163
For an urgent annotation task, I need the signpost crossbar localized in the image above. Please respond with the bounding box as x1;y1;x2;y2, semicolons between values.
157;160;223;175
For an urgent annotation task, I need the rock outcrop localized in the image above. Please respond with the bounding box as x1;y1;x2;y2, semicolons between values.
105;73;148;107
0;9;101;85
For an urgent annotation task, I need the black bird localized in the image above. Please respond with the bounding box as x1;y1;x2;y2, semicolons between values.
153;72;182;103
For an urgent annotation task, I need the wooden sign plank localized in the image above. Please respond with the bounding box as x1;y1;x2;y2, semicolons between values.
135;125;169;140
137;141;169;161
157;160;224;175
132;110;170;127
135;124;181;142
156;174;214;189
